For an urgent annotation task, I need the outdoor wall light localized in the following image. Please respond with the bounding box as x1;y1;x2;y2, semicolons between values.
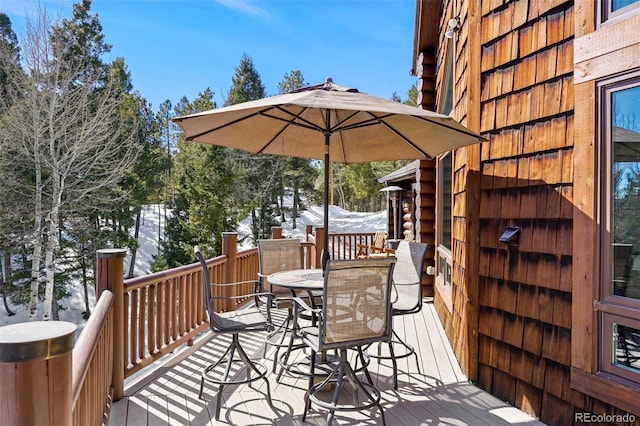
445;16;461;39
499;226;521;246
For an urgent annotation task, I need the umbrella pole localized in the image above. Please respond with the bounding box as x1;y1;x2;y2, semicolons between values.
322;132;330;271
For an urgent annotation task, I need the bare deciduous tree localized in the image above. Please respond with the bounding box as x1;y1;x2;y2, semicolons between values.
0;7;138;321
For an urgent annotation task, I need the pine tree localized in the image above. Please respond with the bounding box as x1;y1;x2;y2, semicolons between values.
0;13;23;315
277;71;319;229
154;88;244;267
224;55;280;241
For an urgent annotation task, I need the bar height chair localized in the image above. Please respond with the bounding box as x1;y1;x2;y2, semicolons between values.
194;246;274;421
367;240;429;389
293;257;396;425
257;238;305;372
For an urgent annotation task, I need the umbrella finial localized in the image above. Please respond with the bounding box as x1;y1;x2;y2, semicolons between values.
325;77;333;85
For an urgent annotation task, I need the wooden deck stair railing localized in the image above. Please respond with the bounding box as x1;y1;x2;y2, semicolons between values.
0;227;382;426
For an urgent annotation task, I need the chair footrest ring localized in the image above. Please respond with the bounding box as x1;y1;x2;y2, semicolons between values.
367;339;415;361
202;359;268;386
265;327;298;349
279;349;370;378
308;379;382;412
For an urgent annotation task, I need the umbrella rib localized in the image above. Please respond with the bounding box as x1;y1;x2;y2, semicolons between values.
260;106;325;133
183;108;274;141
255;106;327;154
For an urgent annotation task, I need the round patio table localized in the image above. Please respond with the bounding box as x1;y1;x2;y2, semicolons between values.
267;268;324;294
267;268;369;381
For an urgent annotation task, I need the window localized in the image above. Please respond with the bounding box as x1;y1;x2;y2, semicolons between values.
436;152;453;300
598;74;640;384
600;0;640;23
435;42;454;306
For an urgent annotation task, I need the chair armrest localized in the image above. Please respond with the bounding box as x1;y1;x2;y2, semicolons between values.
291;296;321;318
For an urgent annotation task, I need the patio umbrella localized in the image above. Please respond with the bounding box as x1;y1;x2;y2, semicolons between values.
173;78;484;264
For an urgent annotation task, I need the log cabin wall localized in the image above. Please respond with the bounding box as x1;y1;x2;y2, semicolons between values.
417;0;483;383
414;10;439;296
415;0;640;424
415;160;437;295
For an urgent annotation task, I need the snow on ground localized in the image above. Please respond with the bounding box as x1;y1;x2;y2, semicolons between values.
238;201;386;248
0;203;385;329
124;204;168;277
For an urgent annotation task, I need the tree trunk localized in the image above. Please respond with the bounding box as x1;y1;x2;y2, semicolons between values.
292;190;299;230
1;252;16;316
42;174;63;321
126;208;141;279
80;241;90;318
157;204;162;249
29;165;43;321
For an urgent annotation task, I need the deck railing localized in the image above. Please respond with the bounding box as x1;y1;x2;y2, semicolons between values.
72;290;115;426
0;227;382;426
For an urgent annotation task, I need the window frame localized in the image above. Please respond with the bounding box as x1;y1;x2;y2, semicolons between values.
571;3;640;416
435;152;453;309
599;0;640;25
434;39;455;312
596;73;640;384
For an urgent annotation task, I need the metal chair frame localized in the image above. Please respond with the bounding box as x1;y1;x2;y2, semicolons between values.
195;246;274;420
367;241;430;389
257;238;318;375
293;257;396;425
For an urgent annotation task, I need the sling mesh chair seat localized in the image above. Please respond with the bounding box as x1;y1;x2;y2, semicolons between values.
367;240;429;389
194;246;275;421
257;238;318;374
292;257;396;425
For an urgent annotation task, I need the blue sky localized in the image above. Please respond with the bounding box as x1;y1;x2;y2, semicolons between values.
4;0;419;111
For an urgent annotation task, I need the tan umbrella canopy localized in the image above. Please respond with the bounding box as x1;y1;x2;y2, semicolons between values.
173;78;485;263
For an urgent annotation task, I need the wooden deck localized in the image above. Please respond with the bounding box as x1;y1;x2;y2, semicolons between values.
109;300;545;425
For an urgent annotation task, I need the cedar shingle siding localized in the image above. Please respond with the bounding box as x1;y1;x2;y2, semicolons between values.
414;0;640;424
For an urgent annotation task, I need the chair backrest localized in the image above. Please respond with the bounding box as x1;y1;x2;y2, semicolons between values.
194;245;216;326
392;241;429;315
258;239;302;295
372;231;387;249
319;258;396;350
195;246;269;333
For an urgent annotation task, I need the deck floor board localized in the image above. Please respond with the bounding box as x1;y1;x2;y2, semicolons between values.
110;300;545;425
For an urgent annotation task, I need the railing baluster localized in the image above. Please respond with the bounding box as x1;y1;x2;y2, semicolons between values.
148;284;156;355
130;290;138;366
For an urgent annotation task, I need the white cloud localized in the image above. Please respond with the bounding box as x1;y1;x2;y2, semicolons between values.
212;0;270;17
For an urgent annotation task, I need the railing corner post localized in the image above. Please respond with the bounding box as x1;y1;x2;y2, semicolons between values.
314;225;325;269
222;233;238;311
0;321;76;426
96;248;127;401
270;227;283;239
222;232;238;284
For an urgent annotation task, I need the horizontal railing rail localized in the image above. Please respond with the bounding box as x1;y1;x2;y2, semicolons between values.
72;290;115;426
122;259;212;377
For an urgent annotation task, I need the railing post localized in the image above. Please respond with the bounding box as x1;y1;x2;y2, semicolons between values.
270;226;283;239
96;248;127;401
222;232;238;311
305;225;313;241
314;225;325;270
0;321;76;426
